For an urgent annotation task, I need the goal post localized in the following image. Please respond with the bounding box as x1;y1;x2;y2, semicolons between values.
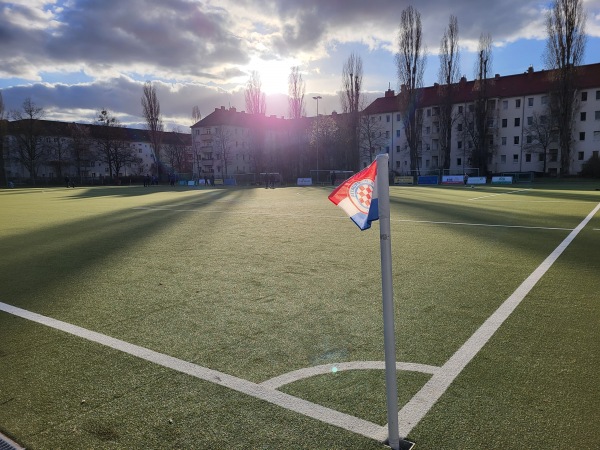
310;169;354;185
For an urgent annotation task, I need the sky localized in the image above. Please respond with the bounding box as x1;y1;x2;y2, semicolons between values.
1;0;600;132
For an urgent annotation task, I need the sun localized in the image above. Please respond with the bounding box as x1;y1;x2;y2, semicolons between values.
250;58;299;95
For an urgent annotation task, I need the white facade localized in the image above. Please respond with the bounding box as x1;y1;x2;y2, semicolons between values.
362;64;600;176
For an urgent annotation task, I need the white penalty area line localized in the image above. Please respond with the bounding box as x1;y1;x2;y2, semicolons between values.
134;206;572;232
392;218;572;231
468;188;530;201
391;201;600;440
0;302;384;442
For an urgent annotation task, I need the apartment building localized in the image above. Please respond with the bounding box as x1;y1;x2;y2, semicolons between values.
362;63;600;176
2;120;192;184
190;106;313;182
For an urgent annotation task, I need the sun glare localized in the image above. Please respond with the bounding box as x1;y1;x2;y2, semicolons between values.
251;59;298;95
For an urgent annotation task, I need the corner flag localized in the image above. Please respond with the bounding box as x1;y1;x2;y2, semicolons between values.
328;154;406;450
328;159;379;230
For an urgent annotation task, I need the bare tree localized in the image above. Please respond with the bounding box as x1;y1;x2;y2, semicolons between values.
310;115;339;172
141;81;164;179
10;98;46;184
0;90;7;186
69;123;93;183
288;66;306;119
192;106;202;125
466;33;494;175
245;71;266;115
339;53;363;170
46;133;71;180
523;110;557;174
213;125;234;178
112;139;140;180
396;5;426;174
287;66;306;178
544;0;587;174
437;15;460;170
95;109;122;179
164;128;188;176
358;114;387;164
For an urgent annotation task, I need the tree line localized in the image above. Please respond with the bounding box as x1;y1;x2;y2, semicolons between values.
0;88;190;185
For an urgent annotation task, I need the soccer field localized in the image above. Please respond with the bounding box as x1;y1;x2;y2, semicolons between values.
0;182;599;449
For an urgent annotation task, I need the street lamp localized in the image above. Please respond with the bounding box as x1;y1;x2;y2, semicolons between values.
313;95;322;183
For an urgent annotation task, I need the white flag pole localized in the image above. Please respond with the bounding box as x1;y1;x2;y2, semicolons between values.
375;153;400;449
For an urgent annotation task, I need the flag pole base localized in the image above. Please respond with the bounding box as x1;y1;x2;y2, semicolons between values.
383;438;415;450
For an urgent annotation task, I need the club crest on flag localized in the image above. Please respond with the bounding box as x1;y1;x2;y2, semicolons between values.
328;159;379;230
349;179;374;213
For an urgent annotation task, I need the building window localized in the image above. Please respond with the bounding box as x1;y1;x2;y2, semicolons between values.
395;161;400;168
513;154;519;163
396;113;401;121
385;131;390;138
501;155;506;163
458;105;463;114
457;157;462;166
502;118;507;128
514;136;520;145
594;131;600;142
502;100;508;110
515;99;521;108
581;91;587;101
528;97;534;106
527;116;533;126
578;151;584;160
526;135;532;144
457;141;462;149
541;96;548;105
502;137;507;146
580;132;585;141
539;153;545;162
596;90;600;100
581;112;586;121
550;150;558;162
427;109;431;117
595;111;600;120
457;123;463;131
514;117;520;127
386;115;390;122
526;153;532;162
395;130;400;138
425;126;431;135
396;145;401;152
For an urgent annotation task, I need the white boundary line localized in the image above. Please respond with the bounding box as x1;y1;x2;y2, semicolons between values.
391;201;600;439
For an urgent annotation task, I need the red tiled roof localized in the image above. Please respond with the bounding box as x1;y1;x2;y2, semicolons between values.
363;62;600;114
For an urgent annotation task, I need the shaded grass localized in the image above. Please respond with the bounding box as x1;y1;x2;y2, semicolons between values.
0;182;599;448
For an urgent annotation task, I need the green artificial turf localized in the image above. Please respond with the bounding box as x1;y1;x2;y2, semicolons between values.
0;182;598;449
